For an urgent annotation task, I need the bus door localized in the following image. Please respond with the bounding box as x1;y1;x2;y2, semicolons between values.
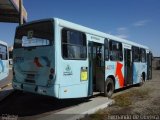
147;52;152;80
88;42;105;96
124;48;133;85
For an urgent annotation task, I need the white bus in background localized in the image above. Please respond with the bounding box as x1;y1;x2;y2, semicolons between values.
0;40;9;81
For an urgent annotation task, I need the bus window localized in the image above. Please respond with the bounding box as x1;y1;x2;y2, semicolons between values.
140;48;146;63
104;39;109;60
109;40;123;61
96;46;104;67
14;21;54;48
62;28;87;60
132;46;140;62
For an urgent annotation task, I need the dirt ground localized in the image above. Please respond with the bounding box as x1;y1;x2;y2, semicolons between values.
82;70;160;120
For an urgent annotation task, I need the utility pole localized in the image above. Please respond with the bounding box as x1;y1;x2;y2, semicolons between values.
19;0;23;25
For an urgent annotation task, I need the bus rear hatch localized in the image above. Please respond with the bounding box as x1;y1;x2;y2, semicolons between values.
13;20;55;86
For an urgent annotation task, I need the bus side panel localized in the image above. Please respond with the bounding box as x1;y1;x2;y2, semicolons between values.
133;62;147;84
55;26;89;99
59;83;87;99
140;63;147;80
105;61;124;90
132;62;141;84
56;61;88;98
12;81;60;98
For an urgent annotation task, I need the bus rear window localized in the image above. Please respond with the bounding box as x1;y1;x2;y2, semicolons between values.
14;21;54;48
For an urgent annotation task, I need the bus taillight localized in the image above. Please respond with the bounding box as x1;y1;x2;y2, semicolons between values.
49;68;54;80
50;68;55;74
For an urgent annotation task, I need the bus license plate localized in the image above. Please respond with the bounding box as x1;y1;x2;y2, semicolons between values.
81;71;88;81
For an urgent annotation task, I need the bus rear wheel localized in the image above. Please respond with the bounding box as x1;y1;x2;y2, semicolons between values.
104;78;115;98
139;74;145;86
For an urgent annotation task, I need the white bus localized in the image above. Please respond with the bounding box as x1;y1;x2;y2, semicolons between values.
12;18;152;98
0;40;9;81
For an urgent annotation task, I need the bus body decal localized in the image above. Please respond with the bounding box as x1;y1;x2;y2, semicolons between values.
34;57;43;67
41;56;50;67
34;56;51;68
115;62;124;88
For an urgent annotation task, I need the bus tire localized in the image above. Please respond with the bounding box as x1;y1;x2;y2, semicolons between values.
139;74;145;86
104;78;115;98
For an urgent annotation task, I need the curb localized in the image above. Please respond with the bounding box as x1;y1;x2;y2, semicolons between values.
38;98;115;120
0;83;12;91
0;83;13;101
66;99;115;120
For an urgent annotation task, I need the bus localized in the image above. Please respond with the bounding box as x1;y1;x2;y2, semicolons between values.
0;40;9;81
12;18;152;98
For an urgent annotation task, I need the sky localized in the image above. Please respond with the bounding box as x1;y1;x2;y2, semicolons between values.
0;0;160;56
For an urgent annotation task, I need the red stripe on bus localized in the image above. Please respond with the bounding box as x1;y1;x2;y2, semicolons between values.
115;62;124;88
34;57;43;67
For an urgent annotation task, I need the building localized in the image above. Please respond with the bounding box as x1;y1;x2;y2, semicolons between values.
152;57;160;70
0;0;27;23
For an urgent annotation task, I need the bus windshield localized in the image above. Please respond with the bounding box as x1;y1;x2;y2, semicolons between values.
14;21;54;48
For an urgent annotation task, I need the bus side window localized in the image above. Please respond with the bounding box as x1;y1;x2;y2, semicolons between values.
62;28;87;60
140;48;146;63
132;46;140;62
104;38;109;60
109;40;123;61
119;52;123;61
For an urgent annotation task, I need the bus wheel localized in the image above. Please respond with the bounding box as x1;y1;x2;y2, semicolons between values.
104;78;115;98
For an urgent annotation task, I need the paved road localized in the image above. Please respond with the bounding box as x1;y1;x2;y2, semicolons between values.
0;69;112;120
0;69;13;101
1;70;95;119
0;90;110;120
0;70;157;120
0;69;12;89
0;72;88;119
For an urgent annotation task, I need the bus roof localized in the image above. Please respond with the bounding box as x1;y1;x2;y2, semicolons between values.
0;40;8;46
16;18;149;50
55;18;149;50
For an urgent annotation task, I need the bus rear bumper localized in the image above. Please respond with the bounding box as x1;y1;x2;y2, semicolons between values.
12;81;60;98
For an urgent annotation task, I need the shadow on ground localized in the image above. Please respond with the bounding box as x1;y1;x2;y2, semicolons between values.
0;91;91;117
